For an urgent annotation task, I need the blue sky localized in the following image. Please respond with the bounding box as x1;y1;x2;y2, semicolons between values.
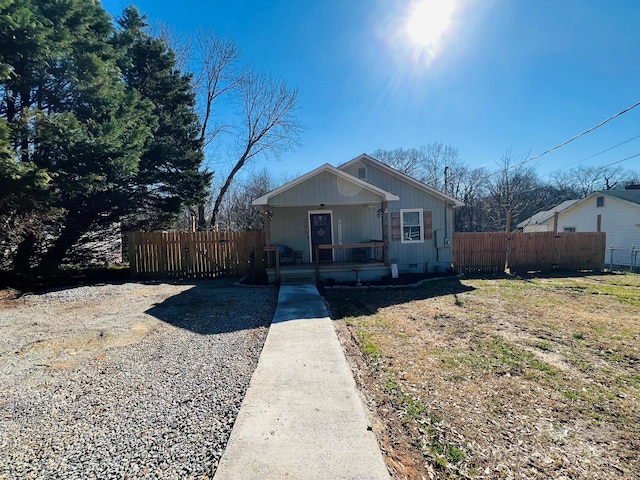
100;0;640;182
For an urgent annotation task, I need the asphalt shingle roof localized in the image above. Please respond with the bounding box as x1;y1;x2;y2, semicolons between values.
517;199;580;227
598;189;640;206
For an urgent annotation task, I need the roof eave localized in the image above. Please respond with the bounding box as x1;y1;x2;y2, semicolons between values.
252;162;399;205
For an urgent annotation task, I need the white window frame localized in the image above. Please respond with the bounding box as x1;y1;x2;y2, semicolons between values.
400;208;424;244
564;227;576;232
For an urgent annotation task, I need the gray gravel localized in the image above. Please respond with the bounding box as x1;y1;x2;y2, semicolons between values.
0;279;277;479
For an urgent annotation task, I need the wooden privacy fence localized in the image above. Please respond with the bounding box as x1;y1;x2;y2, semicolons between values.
129;231;266;279
454;231;606;273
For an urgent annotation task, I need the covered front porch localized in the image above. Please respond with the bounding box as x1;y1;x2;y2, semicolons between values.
252;163;399;285
265;242;389;285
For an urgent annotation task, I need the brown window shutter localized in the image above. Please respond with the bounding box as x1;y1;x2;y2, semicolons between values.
423;210;433;240
391;212;400;241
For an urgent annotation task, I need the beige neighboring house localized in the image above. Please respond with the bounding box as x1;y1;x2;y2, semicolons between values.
517;187;640;268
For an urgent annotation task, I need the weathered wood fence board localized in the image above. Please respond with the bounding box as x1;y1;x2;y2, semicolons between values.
454;232;605;273
453;232;509;273
129;231;266;279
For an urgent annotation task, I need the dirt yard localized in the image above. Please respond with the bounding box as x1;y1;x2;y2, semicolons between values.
323;273;640;479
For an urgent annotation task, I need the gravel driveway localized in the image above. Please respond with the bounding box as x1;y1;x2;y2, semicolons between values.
0;279;277;479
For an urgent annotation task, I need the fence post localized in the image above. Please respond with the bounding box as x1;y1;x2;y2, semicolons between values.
608;245;613;271
504;210;512;272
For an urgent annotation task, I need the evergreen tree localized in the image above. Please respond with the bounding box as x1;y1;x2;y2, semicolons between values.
1;2;210;273
0;0;154;272
112;7;211;231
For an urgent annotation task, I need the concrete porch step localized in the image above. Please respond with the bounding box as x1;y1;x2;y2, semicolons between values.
280;270;316;284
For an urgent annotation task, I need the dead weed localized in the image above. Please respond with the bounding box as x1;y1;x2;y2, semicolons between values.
324;273;640;479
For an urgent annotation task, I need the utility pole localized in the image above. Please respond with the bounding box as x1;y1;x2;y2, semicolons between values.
444;166;449;195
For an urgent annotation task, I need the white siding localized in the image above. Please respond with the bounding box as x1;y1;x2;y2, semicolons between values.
557;195;640;266
522;223;553;232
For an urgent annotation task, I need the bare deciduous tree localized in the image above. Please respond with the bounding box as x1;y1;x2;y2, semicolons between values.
215;169;272;231
485;149;541;231
163;28;301;230
192;32;244;147
372;143;465;192
370;147;423;178
552;165;625;198
208;73;301;227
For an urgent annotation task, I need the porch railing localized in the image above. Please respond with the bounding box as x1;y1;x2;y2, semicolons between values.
315;242;385;284
264;242;386;283
315;242;385;266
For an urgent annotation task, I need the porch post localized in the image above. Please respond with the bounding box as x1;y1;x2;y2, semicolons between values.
263;205;272;246
381;201;389;265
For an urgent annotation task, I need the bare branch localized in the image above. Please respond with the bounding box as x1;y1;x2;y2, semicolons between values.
192;31;244;146
152;22;193;73
209;73;301;227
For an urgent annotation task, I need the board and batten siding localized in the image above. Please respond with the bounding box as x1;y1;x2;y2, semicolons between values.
557;195;640;266
343;161;454;271
268;170;382;206
342;161;446;210
268;205;383;263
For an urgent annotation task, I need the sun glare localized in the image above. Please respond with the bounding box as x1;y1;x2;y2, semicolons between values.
407;0;455;47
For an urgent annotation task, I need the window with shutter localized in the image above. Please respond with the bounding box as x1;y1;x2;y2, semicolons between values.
391;212;401;241
423;211;433;240
400;209;424;243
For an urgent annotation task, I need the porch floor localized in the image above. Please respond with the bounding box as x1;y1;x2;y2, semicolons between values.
267;262;388;285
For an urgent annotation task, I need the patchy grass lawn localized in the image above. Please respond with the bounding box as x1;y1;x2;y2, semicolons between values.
323;273;640;479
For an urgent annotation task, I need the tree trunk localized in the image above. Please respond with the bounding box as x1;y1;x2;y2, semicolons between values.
36;212;95;274
13;233;38;275
197;205;207;231
209;153;248;228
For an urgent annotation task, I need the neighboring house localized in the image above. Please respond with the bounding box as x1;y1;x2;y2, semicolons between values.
252;153;464;283
516;199;580;232
517;187;640;267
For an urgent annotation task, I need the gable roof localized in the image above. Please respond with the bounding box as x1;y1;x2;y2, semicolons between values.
339;153;465;207
517;199;580;228
252;163;400;206
517;189;640;229
597;189;640;206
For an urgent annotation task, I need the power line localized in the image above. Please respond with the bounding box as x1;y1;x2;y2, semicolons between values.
544;153;640;191
485;152;640;229
502;152;640;201
543;132;640;179
479;100;640;182
514;152;640;228
591;152;640;170
581;133;640;161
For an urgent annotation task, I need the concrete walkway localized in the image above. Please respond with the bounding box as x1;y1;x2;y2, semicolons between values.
214;284;390;480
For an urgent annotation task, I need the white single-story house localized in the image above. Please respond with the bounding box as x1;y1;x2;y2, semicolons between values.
252;153;464;284
517;187;640;268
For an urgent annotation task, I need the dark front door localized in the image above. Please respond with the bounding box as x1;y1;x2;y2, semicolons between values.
310;213;332;262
